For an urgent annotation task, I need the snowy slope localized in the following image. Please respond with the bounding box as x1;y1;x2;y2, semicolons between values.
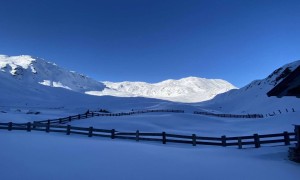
0;55;105;93
87;77;236;103
202;60;300;114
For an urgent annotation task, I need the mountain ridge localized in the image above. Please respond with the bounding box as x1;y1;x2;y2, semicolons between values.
202;60;300;114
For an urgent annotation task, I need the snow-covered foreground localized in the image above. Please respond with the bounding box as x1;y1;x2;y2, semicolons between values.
0;107;299;180
0;130;299;180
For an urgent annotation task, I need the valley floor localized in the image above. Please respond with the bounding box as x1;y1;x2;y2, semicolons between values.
0;130;299;180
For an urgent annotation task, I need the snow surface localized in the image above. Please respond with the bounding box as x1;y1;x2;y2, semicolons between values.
1;131;299;180
0;56;300;180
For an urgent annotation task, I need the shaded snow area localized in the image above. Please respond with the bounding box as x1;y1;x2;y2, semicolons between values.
0;105;299;180
0;131;299;180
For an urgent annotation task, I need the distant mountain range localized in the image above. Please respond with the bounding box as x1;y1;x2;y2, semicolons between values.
0;55;236;103
1;54;299;114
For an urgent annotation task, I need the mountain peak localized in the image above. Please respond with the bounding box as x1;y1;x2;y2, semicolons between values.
0;54;105;93
0;55;36;75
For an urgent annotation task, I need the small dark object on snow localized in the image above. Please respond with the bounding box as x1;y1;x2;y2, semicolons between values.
26;111;41;115
99;109;110;113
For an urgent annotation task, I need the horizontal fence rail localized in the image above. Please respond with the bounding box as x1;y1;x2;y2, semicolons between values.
34;109;185;125
0;122;296;149
194;111;264;118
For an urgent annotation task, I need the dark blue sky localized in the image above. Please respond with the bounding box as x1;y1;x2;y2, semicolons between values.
1;0;300;87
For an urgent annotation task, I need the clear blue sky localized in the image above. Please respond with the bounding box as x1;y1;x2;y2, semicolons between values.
1;0;300;87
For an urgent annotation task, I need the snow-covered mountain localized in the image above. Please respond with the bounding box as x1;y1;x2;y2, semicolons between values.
202;60;300;114
0;55;105;93
0;55;236;103
87;77;236;103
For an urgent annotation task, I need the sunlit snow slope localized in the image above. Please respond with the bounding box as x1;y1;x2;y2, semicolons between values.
87;77;236;103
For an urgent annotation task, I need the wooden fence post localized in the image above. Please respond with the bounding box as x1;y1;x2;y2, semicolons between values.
283;131;290;145
254;134;260;148
46;123;50;133
111;129;115;139
238;137;242;149
192;134;197;146
33;121;36;129
162;132;166;144
8;122;12;131
66;125;71;135
295;125;300;149
91;112;94;117
136;130;140;142
59;118;62;123
27;122;31;132
68;116;71;122
78;114;81;119
88;127;93;137
222;135;227;147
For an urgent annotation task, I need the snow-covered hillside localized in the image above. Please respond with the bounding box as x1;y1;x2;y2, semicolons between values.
0;55;105;93
202;60;300;114
87;77;236;103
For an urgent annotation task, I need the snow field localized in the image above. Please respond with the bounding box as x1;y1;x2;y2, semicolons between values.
0;130;299;180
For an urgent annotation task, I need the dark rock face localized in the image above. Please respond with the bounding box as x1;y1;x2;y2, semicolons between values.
267;65;300;97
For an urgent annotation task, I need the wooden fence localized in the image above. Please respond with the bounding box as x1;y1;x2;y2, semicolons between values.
0;122;296;149
194;111;264;118
265;108;296;117
34;109;265;125
34;109;185;124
